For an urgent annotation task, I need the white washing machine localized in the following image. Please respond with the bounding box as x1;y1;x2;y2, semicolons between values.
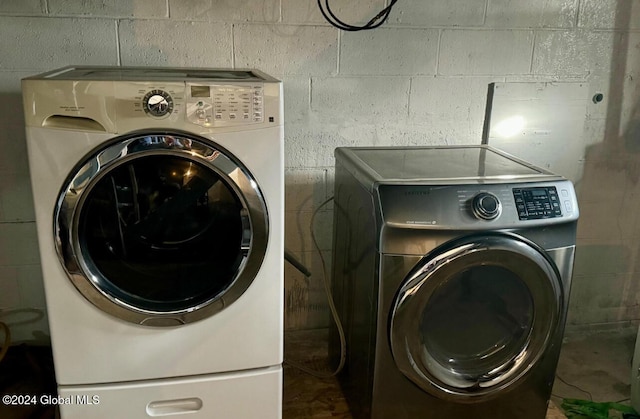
22;66;283;418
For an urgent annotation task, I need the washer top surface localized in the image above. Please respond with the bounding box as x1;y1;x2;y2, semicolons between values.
337;145;561;187
25;65;277;82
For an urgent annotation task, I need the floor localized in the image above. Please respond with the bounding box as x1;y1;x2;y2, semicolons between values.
0;345;57;419
0;327;636;418
283;328;639;419
550;327;637;412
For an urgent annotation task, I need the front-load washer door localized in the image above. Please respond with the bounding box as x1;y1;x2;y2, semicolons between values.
55;131;268;327
389;232;562;402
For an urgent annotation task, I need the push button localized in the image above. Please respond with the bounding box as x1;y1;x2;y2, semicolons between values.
564;201;573;213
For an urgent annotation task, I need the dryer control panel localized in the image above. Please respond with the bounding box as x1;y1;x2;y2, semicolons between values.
376;179;579;230
513;186;563;220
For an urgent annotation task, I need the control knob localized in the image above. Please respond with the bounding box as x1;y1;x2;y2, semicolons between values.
472;192;501;220
143;90;174;117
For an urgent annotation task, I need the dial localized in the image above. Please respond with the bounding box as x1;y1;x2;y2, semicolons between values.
143;90;174;117
472;192;501;220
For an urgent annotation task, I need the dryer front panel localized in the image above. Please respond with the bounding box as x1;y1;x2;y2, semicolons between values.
389;232;562;402
55;131;268;326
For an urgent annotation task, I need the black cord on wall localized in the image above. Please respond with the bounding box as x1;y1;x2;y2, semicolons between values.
317;0;399;31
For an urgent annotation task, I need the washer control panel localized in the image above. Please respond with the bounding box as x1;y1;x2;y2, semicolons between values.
186;83;264;127
513;187;562;220
114;80;279;132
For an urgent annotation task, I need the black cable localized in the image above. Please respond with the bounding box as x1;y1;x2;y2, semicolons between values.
317;0;399;31
555;374;593;401
0;321;10;364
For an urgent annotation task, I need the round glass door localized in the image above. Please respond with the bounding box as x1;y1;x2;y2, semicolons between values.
55;132;268;326
389;233;562;401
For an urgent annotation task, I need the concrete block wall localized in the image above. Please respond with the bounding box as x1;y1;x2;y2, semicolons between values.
0;0;638;340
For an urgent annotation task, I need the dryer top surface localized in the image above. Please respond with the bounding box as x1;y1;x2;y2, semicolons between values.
336;145;563;187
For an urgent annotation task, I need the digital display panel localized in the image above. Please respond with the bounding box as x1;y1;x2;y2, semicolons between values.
191;85;210;98
513;187;562;220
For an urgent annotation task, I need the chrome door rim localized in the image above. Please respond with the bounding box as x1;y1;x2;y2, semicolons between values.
55;130;268;327
389;233;562;401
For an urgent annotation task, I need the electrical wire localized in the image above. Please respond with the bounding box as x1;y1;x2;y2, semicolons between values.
317;0;399;31
285;196;347;379
554;374;594;401
0;321;10;363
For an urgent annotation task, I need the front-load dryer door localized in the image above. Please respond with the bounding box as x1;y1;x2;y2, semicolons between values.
55;131;268;327
389;232;562;402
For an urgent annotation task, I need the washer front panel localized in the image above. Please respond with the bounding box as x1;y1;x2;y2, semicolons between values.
55;131;269;326
389;233;562;401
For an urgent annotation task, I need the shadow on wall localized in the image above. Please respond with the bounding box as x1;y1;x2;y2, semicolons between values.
568;0;640;330
0;88;50;345
0;92;29;183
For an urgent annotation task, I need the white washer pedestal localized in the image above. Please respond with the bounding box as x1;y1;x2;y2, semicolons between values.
59;366;282;419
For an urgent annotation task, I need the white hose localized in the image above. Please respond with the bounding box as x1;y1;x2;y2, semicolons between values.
285;196;347;378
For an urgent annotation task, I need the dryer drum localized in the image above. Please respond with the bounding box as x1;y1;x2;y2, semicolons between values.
390;233;563;402
54;131;269;326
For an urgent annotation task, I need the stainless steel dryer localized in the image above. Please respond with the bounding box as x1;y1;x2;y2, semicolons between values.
330;145;578;418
